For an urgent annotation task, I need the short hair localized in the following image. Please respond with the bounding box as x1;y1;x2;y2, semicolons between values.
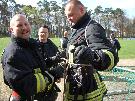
40;24;49;31
41;24;49;29
66;0;84;7
10;14;27;27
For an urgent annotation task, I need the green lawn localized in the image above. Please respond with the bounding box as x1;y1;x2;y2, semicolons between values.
0;37;135;59
119;39;135;59
50;37;61;48
0;37;10;55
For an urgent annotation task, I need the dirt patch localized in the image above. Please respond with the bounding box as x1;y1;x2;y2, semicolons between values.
0;59;135;101
0;65;11;101
117;59;135;66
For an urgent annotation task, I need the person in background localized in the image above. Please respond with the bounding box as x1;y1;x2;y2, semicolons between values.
1;14;59;101
37;24;65;101
60;30;69;49
110;33;121;52
64;0;119;101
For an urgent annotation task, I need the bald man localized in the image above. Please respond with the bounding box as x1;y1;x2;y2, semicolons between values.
9;14;31;40
1;14;55;101
64;0;119;101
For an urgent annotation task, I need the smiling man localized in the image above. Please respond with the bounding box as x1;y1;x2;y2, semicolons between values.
10;14;31;40
1;14;56;101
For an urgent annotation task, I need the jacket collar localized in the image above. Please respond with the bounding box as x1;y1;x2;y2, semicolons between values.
11;34;33;48
71;12;91;29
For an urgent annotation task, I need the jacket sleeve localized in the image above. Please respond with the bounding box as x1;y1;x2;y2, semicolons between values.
115;39;121;50
85;21;119;71
1;49;54;98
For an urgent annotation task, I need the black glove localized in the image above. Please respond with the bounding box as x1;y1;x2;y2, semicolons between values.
74;45;94;64
58;50;67;59
49;65;64;81
45;53;65;67
43;71;54;90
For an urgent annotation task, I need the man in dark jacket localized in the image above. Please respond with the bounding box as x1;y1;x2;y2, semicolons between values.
1;14;59;101
110;33;121;52
60;31;69;49
64;0;119;101
37;25;64;101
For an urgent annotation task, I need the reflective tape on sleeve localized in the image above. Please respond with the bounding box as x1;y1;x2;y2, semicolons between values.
34;68;41;74
103;50;114;70
34;73;46;93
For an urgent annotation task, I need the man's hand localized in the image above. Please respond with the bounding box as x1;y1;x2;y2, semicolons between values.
51;53;66;63
48;64;64;81
45;53;66;67
43;71;54;90
74;45;94;64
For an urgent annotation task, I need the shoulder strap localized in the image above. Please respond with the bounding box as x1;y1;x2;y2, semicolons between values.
84;19;93;46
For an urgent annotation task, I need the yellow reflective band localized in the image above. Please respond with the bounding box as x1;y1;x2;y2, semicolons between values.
34;68;41;74
103;50;114;71
93;72;107;94
38;73;46;91
37;73;43;92
44;71;54;90
93;72;101;87
67;89;103;101
66;73;107;101
34;74;40;93
34;73;46;93
67;82;106;100
100;82;107;94
48;83;53;90
105;51;114;70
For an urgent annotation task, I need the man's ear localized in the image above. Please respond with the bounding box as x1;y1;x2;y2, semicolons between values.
9;27;13;33
80;6;84;14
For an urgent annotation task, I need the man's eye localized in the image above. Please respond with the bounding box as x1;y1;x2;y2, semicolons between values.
25;23;28;26
17;24;22;27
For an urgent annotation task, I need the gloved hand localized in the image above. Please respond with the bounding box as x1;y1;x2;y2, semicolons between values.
74;45;94;64
45;53;66;68
43;71;54;91
48;65;64;81
58;50;67;59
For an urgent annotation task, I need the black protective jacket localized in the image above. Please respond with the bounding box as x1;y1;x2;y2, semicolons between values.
37;39;64;79
37;38;64;86
65;13;118;101
1;35;54;100
111;38;121;51
61;37;68;49
37;39;59;59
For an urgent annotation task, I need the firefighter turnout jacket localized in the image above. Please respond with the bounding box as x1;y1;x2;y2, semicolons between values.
37;39;64;79
1;35;54;100
65;13;118;101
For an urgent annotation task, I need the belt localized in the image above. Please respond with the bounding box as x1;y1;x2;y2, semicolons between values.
69;63;92;67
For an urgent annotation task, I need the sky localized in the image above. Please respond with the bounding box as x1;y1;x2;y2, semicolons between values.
15;0;135;19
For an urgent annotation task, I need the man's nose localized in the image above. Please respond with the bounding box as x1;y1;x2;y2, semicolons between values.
68;16;73;20
22;24;27;30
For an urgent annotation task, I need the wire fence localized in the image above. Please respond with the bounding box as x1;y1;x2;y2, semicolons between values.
100;66;135;101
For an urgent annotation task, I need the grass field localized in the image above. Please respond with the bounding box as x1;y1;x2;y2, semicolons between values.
0;37;10;55
0;37;61;55
0;37;135;100
0;37;135;59
119;39;135;59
